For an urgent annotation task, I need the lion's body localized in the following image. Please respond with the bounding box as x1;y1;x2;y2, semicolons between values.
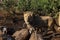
40;16;53;29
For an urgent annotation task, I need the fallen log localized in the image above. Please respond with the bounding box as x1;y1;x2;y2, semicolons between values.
29;31;43;40
12;29;30;40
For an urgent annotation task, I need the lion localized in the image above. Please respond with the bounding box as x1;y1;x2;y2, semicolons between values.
23;11;56;35
23;11;34;33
